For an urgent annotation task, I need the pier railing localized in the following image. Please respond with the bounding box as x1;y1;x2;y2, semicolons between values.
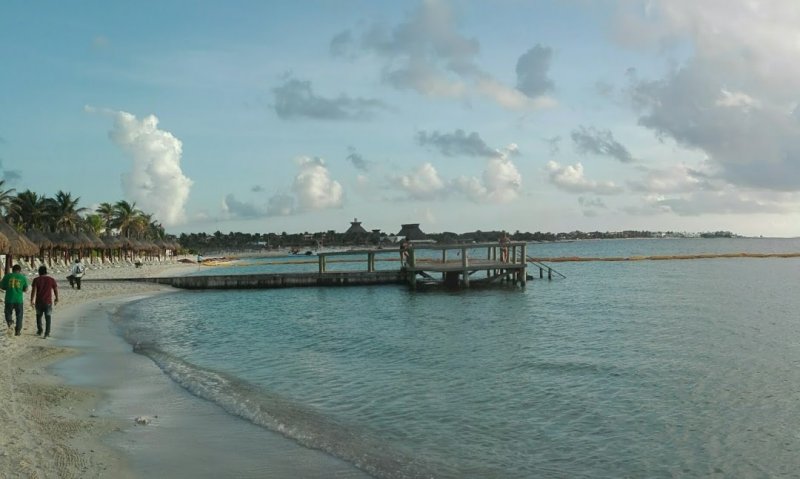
404;241;528;288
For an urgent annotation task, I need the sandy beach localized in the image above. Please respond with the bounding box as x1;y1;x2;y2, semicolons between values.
0;259;199;479
0;258;371;479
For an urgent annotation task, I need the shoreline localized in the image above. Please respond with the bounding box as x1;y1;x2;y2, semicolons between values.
0;259;369;478
0;260;199;478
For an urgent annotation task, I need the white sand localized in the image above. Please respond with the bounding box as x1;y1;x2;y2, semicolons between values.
0;258;371;479
0;259;200;479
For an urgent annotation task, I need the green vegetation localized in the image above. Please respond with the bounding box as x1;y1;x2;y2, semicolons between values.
178;228;739;254
0;180;175;243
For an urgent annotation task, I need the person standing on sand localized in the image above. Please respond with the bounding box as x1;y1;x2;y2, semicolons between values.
66;258;85;289
1;264;29;336
30;265;58;338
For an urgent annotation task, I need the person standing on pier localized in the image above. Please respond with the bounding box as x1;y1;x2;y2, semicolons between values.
499;231;510;262
400;237;411;266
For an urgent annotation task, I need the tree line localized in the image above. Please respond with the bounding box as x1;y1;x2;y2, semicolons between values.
0;180;171;241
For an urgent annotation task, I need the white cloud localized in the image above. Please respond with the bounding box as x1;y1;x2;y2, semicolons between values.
335;0;554;111
291;156;344;211
546;160;623;195
93;107;193;226
393;162;447;200
617;1;800;192
474;145;522;203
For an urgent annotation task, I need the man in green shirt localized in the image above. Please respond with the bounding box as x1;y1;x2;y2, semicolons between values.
2;264;29;336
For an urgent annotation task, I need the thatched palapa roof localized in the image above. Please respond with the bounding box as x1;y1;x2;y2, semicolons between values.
0;222;38;256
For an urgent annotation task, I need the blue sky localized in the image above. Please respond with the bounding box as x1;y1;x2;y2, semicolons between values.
2;0;800;237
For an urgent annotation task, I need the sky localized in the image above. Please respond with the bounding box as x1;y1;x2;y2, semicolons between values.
2;0;800;237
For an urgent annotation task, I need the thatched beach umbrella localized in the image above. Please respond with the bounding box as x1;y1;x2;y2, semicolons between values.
25;230;54;266
0;229;10;256
0;222;39;273
50;232;81;265
25;230;53;249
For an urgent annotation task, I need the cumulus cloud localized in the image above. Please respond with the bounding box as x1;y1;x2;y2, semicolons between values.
392;144;522;203
291;156;344;210
392;162;448;200
332;0;553;110
453;144;522;203
416;129;496;157
546;160;623;195
571;126;635;163
516;44;555;98
273;77;386;120
616;1;800;192
89;107;193;226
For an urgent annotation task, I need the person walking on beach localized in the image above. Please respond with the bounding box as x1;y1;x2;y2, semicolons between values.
30;265;58;338
1;264;29;336
66;258;85;289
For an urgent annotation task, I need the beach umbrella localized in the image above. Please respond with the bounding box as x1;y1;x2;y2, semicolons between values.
85;231;106;249
25;230;53;249
0;228;10;255
0;222;38;273
25;230;54;266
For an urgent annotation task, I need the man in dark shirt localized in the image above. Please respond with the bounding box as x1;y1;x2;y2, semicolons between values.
30;265;59;338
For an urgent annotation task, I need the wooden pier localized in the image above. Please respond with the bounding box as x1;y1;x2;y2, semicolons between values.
123;241;528;290
403;241;527;289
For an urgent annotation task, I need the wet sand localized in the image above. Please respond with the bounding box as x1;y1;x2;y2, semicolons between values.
0;259;368;478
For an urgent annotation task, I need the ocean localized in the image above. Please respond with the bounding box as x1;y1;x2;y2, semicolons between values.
113;238;800;478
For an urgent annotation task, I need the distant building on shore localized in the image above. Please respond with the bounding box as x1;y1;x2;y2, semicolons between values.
397;223;427;241
345;218;368;235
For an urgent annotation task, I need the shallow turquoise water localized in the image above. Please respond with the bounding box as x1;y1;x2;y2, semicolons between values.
116;238;800;478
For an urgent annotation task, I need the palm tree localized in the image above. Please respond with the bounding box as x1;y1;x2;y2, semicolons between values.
96;202;115;236
10;190;48;231
112;200;143;238
83;214;105;236
46;190;87;233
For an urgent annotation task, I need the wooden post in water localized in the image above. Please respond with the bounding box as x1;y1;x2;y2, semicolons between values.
520;243;527;285
442;249;447;280
408;247;417;289
368;252;375;272
318;254;324;273
461;246;470;287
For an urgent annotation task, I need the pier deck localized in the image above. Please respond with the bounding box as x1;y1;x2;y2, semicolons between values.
123;241;528;290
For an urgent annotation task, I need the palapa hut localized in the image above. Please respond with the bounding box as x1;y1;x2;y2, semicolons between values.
24;230;53;266
345;218;368;235
397;223;427;241
0;222;39;273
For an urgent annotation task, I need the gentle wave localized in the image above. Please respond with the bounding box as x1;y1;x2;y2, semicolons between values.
129;342;440;479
